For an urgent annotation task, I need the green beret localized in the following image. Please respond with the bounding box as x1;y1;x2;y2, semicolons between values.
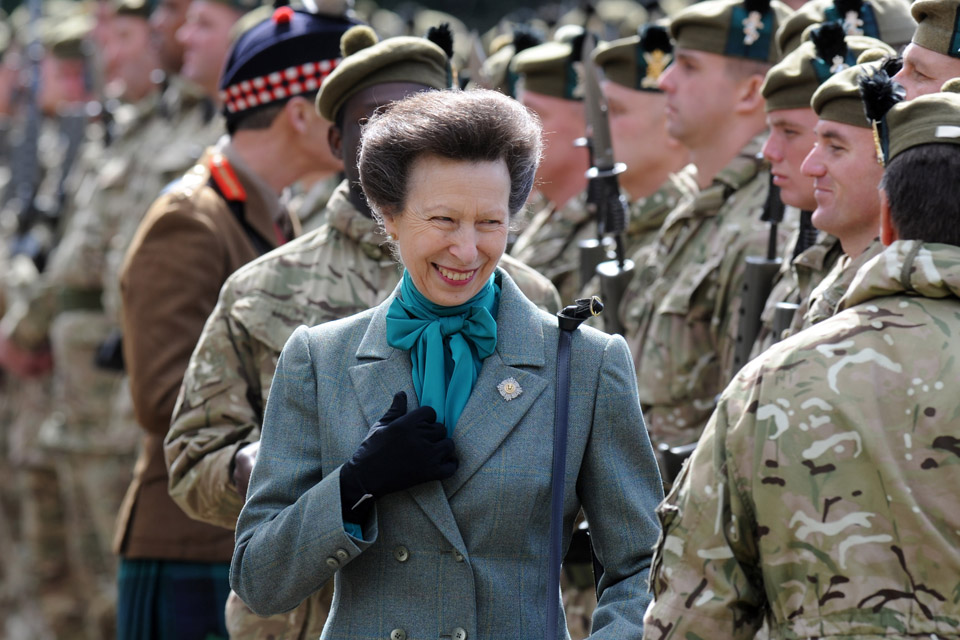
776;0;916;56
511;39;582;100
884;88;960;161
811;60;880;126
669;0;793;63
762;27;893;111
316;26;453;122
593;23;674;92
911;0;960;59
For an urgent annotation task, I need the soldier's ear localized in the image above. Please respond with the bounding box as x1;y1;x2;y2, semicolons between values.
733;73;765;115
328;124;343;160
879;188;898;246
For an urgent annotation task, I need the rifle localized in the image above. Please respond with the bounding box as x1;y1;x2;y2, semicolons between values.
792;209;817;260
577;33;633;335
731;171;784;374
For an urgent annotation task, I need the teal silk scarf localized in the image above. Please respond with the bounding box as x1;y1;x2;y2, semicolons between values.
385;270;499;434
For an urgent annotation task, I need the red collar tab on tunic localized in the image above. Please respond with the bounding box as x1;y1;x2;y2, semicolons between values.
209;152;247;202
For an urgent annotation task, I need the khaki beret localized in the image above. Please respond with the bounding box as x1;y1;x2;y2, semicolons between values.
812;59;884;126
511;39;582;100
593;23;674;92
762;24;893;111
884;87;960;162
911;0;960;58
316;26;453;122
669;0;794;63
776;0;916;56
112;0;153;19
44;14;94;60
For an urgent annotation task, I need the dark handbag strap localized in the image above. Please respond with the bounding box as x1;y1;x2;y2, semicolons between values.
546;297;603;640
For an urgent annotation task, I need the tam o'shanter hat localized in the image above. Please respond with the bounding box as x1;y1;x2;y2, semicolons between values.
510;27;587;100
911;0;960;59
669;0;794;63
315;24;455;122
219;0;360;128
479;24;544;98
776;0;915;55
812;55;900;127
592;23;674;92
761;21;894;111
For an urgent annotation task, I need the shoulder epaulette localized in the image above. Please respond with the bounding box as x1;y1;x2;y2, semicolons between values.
208;152;247;202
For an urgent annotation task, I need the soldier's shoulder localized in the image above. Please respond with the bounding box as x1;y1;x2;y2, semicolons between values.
223;226;335;297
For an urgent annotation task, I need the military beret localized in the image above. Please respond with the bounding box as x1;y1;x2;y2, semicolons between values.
911;0;960;59
44;14;94;60
593;23;674;92
762;22;893;111
316;25;454;122
478;24;544;97
813;58;893;127
776;0;915;55
510;30;585;100
112;0;153;19
669;0;793;64
219;3;359;126
884;86;960;163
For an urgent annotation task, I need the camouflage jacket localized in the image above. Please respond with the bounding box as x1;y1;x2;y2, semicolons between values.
509;190;592;304
750;229;843;358
624;163;699;259
796;237;884;334
621;135;795;447
645;240;960;640
166;180;561;529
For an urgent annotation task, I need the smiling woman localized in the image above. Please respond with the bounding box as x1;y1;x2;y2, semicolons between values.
231;88;664;640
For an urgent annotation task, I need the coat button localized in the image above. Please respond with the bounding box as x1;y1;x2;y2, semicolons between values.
453;550;464;562
325;556;339;568
453;627;467;640
393;545;409;562
335;548;349;561
390;629;406;640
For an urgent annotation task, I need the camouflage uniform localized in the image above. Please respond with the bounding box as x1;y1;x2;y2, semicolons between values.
624;164;699;259
750;230;843;357
283;173;342;233
621;135;795;447
798;237;885;331
509;191;592;304
645;240;960;639
166;181;560;638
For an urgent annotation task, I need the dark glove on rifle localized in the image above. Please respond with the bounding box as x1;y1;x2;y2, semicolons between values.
339;391;457;524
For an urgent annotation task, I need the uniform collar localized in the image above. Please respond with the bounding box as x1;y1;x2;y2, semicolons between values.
324;180;389;260
839;241;960;310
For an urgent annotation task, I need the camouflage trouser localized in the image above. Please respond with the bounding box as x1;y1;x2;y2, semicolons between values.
226;579;334;639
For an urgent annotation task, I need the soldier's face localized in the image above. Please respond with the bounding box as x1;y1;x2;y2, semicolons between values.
104;16;160;103
176;0;241;98
381;155;510;307
763;108;818;211
151;0;192;72
517;89;588;186
603;80;683;189
893;43;960;100
658;48;742;148
801;120;884;254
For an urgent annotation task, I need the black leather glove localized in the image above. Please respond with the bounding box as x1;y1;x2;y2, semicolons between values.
340;391;457;524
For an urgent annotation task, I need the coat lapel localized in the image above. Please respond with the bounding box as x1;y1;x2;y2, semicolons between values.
346;272;549;552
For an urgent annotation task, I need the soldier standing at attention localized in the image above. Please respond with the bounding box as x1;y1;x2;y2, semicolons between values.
644;79;960;640
507;32;593;303
751;27;894;353
165;24;560;639
619;0;794;448
893;0;960;98
792;58;897;330
114;6;359;638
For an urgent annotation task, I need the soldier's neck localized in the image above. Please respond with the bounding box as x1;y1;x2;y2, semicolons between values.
690;118;766;189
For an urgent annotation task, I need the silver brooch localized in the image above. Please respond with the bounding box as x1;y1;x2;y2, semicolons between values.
497;377;522;401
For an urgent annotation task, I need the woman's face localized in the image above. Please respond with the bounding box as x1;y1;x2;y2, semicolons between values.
383;155;511;307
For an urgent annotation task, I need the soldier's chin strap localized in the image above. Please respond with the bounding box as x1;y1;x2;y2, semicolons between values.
546;297;603;640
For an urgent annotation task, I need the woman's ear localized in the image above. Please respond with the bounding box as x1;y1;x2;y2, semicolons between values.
879;188;898;246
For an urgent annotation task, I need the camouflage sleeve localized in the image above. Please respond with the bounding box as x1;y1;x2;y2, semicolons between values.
165;281;260;530
644;376;766;640
498;254;562;313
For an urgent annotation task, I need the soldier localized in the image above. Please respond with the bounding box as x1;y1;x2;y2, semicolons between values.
793;58;894;330
644;80;960;640
508;33;592;303
619;0;794;448
893;0;960;99
592;24;695;257
114;7;360;639
176;0;256;103
776;0;916;55
751;27;894;353
165;24;560;639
